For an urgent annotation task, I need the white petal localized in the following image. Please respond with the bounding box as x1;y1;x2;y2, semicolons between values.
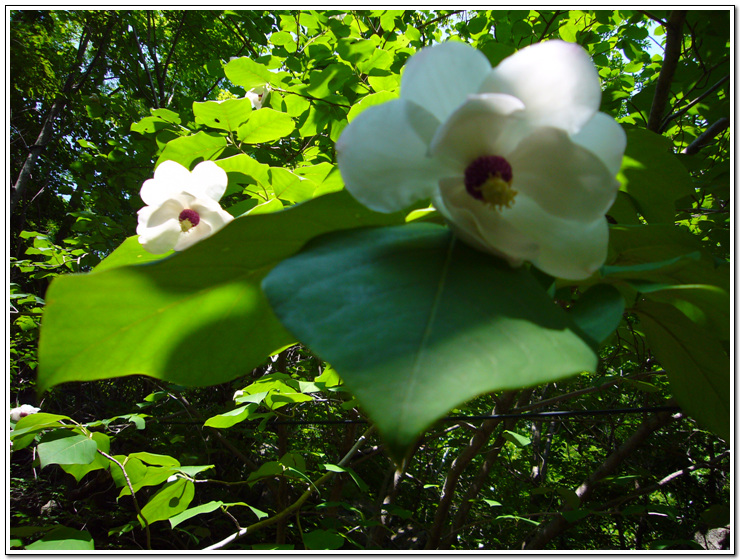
190;160;229;201
504;195;609;280
507;127;620;223
434;177;539;265
140;161;191;206
480;40;601;134
138;217;181;254
401;42;492;123
191;198;234;232
571;112;627;177
336;98;449;213
429;93;528;166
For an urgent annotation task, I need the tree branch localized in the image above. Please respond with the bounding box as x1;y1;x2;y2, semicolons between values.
647;10;687;132
522;408;680;549
681;117;730;155
425;391;518;549
204;426;375;550
659;73;729;133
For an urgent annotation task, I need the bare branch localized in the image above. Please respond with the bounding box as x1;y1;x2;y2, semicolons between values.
681;117;730;155
647;10;687;132
522;408;680;549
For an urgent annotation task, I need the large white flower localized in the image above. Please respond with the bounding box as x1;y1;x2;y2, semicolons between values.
137;160;233;254
10;404;40;423
246;85;270;109
336;40;626;280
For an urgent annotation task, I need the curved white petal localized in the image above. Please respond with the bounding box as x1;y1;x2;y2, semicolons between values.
504;195;609;280
336;98;450;213
137;216;181;254
190;160;229;201
141;161;191;206
401;42;492;123
507;127;620;223
429;93;528;166
174;222;213;251
191;198;234;231
571;112;627;177
480;40;601;134
434;177;539;265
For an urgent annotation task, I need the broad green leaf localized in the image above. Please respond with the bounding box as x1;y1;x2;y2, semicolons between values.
237;108;295;143
139;478;195;526
204;403;258;428
347;91;398;123
303;529;345;550
193;98;253;132
569;284;625;347
92;236;172;274
156;132;227;168
10;413;70;449
38;191;407;392
25;527;94;551
109;456;147;491
224;57;272;90
130;452;180;467
169;500;224;528
60;432;111;482
636;300;729;441
37;431;98;469
617;128;693;223
270;167;316;203
263;224;596;459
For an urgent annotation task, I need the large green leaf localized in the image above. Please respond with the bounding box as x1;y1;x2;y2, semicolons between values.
37;431;98;469
617;128;693;223
636;300;729;441
38;191;407;392
193;98;253;132
237;108;295;143
139;478;195;526
156;131;227;168
25;527;94;551
224;57;272;90
60;432;111;482
262;224;596;459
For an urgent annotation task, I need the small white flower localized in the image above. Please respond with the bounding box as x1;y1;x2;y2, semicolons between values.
10;404;40;423
166;475;179;483
246;85;269;109
233;390;244;400
337;41;626;280
137;160;234;254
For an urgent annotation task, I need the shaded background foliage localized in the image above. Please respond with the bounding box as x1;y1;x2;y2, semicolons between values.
8;9;731;551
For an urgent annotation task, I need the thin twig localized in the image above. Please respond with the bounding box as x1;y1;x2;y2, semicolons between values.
204;426;376;550
99;450;151;550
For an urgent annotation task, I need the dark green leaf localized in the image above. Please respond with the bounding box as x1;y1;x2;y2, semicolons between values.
263;224;596;459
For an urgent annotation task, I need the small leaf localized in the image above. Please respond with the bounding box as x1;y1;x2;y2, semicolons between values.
503;430;531;447
569;284;625;347
193;98;252;132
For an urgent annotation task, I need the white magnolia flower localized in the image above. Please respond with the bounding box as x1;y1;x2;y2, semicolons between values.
336;40;626;280
10;404;40;422
246;85;269;109
137;160;233;254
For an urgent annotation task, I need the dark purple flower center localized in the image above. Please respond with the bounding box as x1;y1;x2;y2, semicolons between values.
463;155;517;209
179;208;200;232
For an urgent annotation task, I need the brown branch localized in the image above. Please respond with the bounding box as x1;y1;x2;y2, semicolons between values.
647;10;687;132
659;74;729;133
681;117;730;155
522;408;680;550
10;14;116;215
425;391;518;549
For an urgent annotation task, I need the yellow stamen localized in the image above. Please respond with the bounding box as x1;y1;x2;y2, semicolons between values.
480;175;517;210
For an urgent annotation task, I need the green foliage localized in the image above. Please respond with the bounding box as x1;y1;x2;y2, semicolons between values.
10;8;731;552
